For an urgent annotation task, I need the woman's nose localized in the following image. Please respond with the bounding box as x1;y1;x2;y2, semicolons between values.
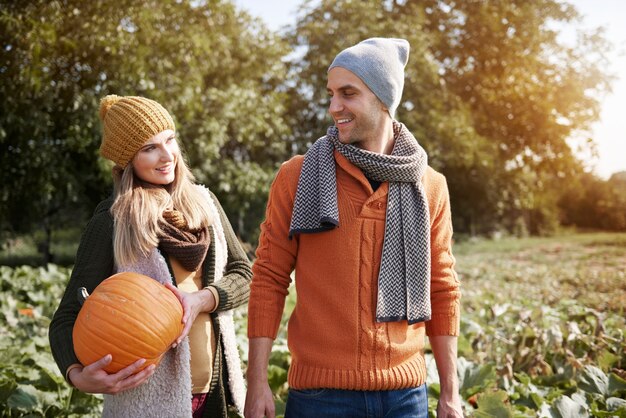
160;145;174;161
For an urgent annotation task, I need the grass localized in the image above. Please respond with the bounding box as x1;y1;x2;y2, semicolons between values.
269;231;626;416
454;231;626;313
0;228;81;267
1;232;624;416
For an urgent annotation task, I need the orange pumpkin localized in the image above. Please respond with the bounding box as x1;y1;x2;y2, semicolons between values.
72;272;183;373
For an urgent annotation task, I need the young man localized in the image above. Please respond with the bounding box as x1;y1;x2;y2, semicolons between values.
245;38;462;418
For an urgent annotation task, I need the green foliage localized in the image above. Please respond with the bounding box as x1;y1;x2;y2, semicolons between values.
458;359;497;397
473;390;514;418
450;232;626;416
0;228;80;268
559;171;626;231
288;0;613;236
0;1;113;242
0;265;102;416
0;0;292;248
549;393;590;418
1;234;625;416
1;0;622;251
249;233;626;416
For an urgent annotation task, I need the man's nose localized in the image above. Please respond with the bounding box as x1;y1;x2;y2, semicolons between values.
328;96;344;115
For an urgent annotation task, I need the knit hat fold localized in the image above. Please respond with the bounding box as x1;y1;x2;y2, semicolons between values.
99;95;176;168
329;38;410;118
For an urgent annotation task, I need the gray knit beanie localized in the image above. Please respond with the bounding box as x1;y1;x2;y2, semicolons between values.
328;37;410;118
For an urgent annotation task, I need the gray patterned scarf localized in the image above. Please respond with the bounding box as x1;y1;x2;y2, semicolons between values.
289;121;431;324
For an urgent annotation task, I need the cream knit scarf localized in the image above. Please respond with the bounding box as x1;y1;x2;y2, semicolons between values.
290;121;432;324
103;185;245;417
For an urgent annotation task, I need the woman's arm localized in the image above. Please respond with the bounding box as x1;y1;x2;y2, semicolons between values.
207;192;252;312
49;203;116;378
49;201;156;393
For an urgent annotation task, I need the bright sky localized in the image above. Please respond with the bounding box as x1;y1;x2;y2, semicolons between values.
236;0;626;179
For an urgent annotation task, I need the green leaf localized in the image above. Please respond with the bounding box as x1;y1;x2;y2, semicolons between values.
530;392;545;408
538;403;557;417
0;379;18;403
550;394;589;418
427;382;440;398
577;365;608;396
597;350;620;371
267;364;288;393
269;349;291;370
7;385;38;410
15;366;41;381
274;397;286;417
459;360;497;396
590;398;626;418
606;397;626;412
608;373;626;397
457;334;473;357
474;390;514;418
514;372;531;386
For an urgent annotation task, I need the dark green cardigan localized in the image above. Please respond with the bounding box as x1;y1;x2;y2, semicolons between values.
49;193;252;418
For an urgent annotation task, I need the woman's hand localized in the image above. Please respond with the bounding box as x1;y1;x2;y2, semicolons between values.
68;355;155;394
164;282;216;346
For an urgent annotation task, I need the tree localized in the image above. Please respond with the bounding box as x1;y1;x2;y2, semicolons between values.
0;0;292;257
421;0;612;234
287;0;613;235
559;171;626;231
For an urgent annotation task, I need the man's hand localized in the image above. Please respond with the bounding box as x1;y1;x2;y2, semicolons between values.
430;335;464;417
436;391;464;417
244;337;276;418
68;355;155;394
244;378;275;418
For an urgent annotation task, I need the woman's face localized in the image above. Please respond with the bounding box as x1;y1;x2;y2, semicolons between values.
132;129;179;186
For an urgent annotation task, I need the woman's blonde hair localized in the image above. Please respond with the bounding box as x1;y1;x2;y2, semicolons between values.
110;153;213;267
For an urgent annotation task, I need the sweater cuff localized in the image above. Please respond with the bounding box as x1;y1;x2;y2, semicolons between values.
247;306;283;340
65;363;83;386
425;313;460;336
204;285;220;313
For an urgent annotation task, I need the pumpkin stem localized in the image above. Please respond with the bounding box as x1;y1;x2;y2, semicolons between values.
77;287;90;306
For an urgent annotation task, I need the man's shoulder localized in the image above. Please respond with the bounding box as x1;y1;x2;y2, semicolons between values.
423;166;449;199
264;155;305;200
424;166;446;183
274;154;305;186
280;154;305;172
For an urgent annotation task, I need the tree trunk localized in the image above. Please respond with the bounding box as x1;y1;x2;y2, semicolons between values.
39;217;54;265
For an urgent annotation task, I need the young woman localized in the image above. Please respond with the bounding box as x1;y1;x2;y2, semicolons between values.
49;95;251;417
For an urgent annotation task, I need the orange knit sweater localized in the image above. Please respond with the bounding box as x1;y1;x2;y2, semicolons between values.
248;151;460;390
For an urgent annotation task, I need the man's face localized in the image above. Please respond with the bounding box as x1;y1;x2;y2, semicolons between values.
326;67;389;149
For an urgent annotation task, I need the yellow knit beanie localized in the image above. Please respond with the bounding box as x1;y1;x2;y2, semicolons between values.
98;95;176;168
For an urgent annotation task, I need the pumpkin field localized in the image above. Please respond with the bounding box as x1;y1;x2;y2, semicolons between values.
1;232;625;417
